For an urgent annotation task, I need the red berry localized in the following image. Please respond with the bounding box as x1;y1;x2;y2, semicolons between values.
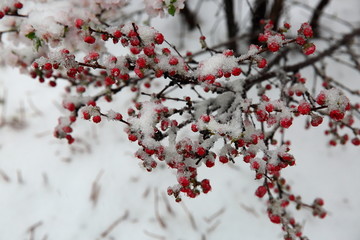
255;186;267;198
136;57;147;68
303;43;316;55
265;103;274;112
115;113;123;120
351;137;360;146
267;42;280;52
231;67;242;76
258;33;268;42
84;36;96;44
219;156;229;164
75;18;84;29
66;135;75;144
113;30;122;38
311;115;323;127
223;49;234;57
128;134;137;142
0;11;4;19
143;45;155;56
205;160;215;168
14;2;23;9
297;102;311;115
314;198;324;206
329;109;344;121
257;58;267;68
49;81;56;87
269;214;281;224
92;115;101;123
130;47;141;54
154;33;164;44
296;36;306;45
169;57;179;65
191;124;198;132
201;115;210;123
280;117;293;128
316;93;326;105
178;176;190;187
43;63;52;70
197;147;206;156
303;27;313;38
65;102;76;112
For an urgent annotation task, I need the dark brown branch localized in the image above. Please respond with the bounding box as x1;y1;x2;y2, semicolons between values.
250;0;268;44
223;0;239;53
269;0;284;29
244;27;360;90
310;0;331;37
180;3;197;30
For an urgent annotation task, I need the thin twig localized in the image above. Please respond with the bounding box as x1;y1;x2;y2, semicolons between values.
100;210;129;238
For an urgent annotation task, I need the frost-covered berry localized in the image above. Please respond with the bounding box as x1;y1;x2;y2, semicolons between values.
303;43;316;55
197;147;206;156
280;117;293;128
314;198;324;206
258;33;268;42
311;115;323;127
257;58;267;68
154;33;164;44
255;186;267;198
169;57;179;65
267;42;280;52
201;115;210;123
297;102;311;115
329;110;344;121
191;124;198;132
231;67;242;76
178;176;190;187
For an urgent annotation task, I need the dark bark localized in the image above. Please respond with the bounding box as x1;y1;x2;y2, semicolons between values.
250;0;268;44
310;0;331;37
223;0;239;53
269;0;284;29
180;3;198;30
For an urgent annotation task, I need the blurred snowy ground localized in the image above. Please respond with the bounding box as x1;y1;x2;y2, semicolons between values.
1;0;360;239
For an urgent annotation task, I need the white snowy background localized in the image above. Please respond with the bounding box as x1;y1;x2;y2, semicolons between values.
0;0;360;239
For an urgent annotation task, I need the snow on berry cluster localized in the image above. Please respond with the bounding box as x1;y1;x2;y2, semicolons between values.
143;0;186;17
2;1;360;238
316;88;350;121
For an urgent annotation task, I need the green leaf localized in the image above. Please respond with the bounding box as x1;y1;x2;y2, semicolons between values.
35;38;42;51
168;4;176;16
25;32;36;40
